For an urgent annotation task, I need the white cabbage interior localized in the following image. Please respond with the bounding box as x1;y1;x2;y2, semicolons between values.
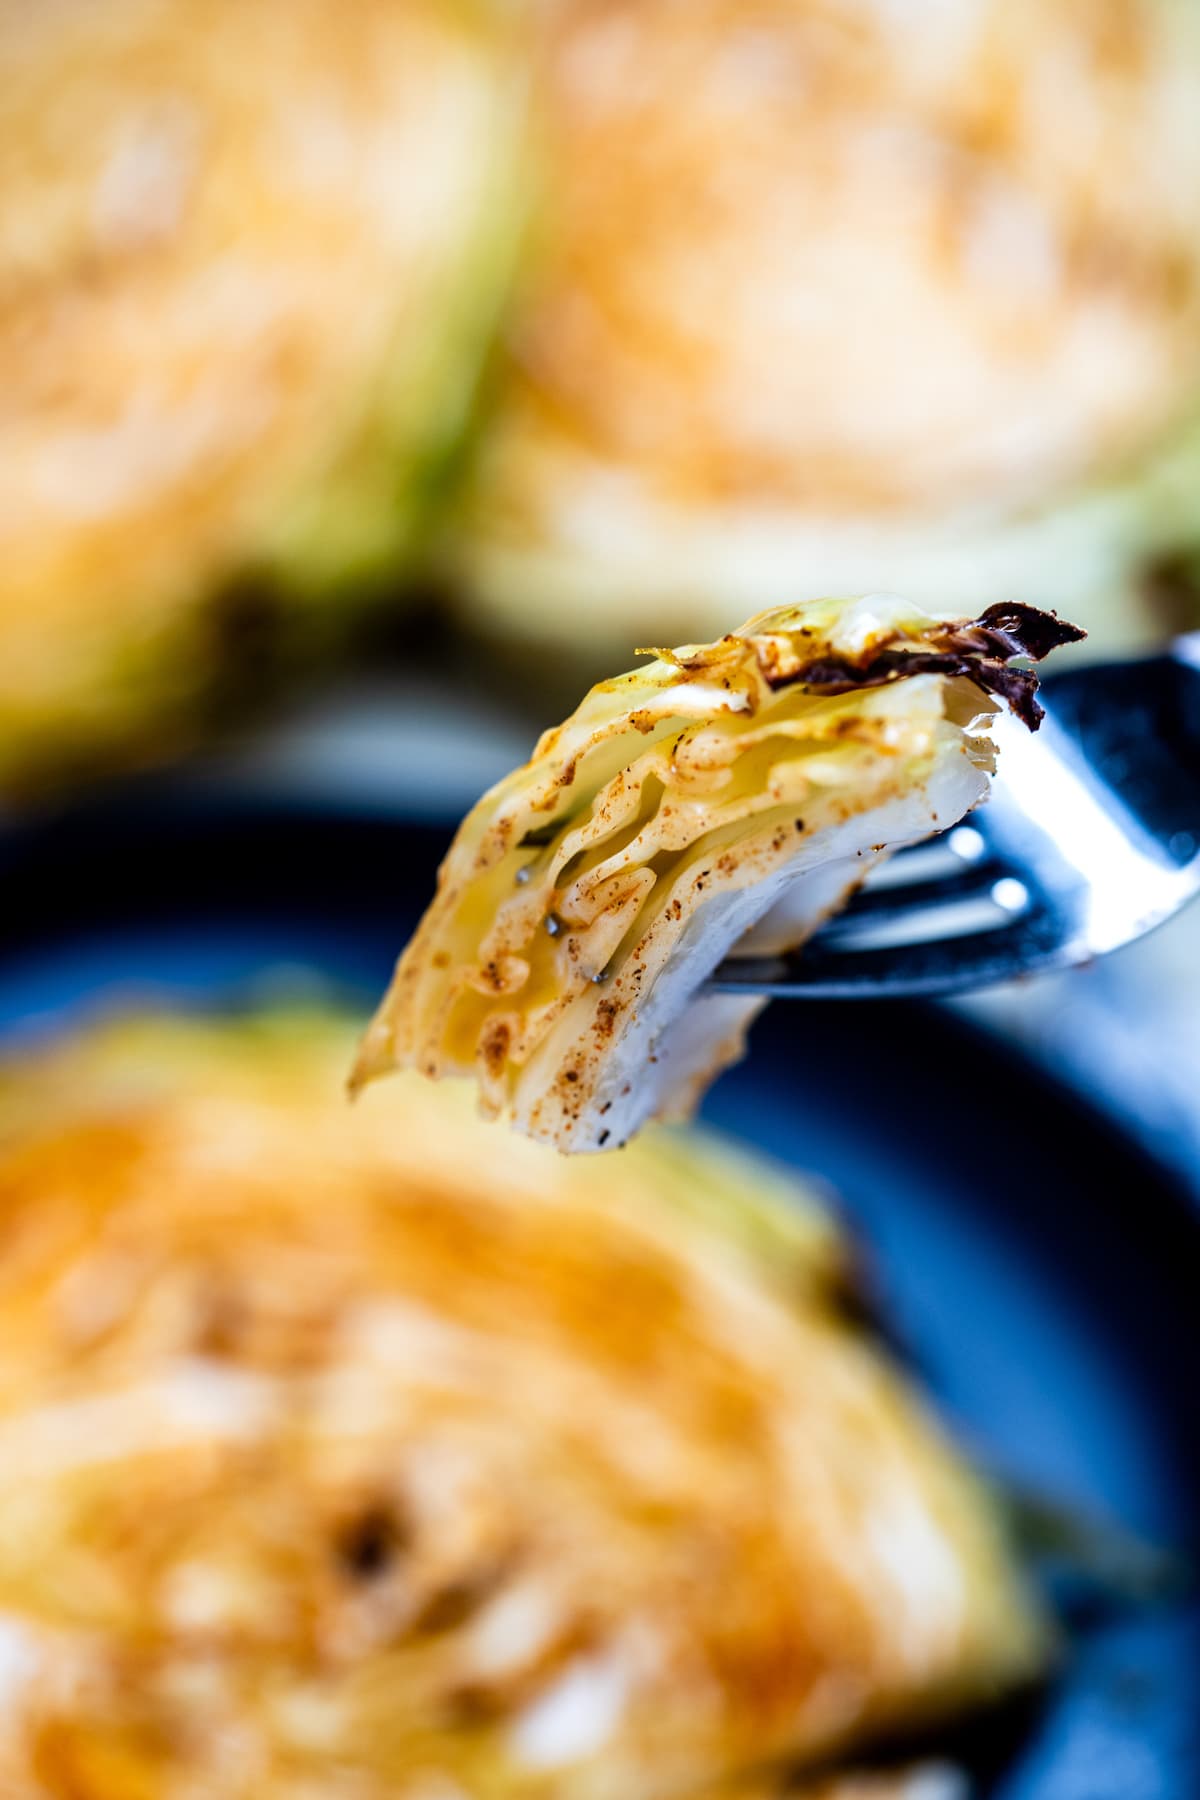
512;751;987;1150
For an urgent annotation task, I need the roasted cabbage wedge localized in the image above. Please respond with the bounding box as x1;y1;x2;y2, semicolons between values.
455;0;1200;655
0;1013;1043;1798
0;0;523;797
354;596;1082;1150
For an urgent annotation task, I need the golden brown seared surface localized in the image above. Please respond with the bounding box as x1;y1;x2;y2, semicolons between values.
0;0;519;793
0;1013;1044;1797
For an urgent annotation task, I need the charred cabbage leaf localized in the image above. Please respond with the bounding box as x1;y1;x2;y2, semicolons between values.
0;1013;1044;1797
354;596;1081;1150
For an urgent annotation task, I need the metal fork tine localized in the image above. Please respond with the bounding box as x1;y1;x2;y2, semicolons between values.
711;902;1066;1000
816;858;1008;929
707;640;1200;1000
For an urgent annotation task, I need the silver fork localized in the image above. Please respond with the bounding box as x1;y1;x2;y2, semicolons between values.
710;634;1200;1000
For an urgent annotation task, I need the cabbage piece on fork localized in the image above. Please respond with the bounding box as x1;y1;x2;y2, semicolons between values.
353;596;1082;1150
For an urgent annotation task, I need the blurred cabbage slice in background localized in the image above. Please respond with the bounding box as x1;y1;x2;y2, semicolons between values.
0;0;523;798
454;0;1200;660
0;1011;1045;1797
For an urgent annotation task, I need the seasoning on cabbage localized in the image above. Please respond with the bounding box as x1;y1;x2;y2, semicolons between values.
353;595;1083;1150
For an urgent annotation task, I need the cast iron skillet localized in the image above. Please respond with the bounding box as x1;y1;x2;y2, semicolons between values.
0;786;1197;1798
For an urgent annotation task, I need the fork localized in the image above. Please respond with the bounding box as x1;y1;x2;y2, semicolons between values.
709;633;1200;1000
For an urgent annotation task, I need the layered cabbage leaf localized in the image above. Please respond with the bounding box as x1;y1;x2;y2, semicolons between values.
354;596;1082;1150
